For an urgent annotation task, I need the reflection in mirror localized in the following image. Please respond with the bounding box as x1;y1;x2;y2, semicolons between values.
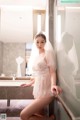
0;42;25;77
25;42;32;76
0;7;46;77
16;56;24;77
57;32;78;96
56;6;80;103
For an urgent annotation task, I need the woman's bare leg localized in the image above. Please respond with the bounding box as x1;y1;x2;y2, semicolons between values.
20;96;54;120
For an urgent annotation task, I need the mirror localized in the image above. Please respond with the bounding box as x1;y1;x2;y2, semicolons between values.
0;4;46;77
56;4;80;109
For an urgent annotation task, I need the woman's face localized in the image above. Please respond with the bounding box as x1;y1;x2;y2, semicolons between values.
35;36;46;50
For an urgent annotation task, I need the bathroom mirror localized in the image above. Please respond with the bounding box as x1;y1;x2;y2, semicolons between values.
0;4;46;77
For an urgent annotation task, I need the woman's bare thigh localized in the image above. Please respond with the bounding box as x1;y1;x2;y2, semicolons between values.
20;96;54;119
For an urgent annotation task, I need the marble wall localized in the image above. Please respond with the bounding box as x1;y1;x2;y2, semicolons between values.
0;42;25;76
0;42;3;74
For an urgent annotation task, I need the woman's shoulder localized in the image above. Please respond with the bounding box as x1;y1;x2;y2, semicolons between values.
45;50;53;60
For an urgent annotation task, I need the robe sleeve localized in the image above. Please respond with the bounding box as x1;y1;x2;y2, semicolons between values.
46;50;56;71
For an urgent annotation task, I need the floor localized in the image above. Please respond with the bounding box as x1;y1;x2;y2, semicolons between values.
0;99;50;120
7;117;20;120
0;99;33;117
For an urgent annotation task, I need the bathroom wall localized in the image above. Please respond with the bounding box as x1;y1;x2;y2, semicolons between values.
0;42;25;76
0;42;3;74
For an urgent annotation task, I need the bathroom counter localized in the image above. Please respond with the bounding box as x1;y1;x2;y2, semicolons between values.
0;80;33;106
0;76;31;80
0;80;31;86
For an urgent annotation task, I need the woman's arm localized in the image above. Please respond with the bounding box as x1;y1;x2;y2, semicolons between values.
20;77;35;87
50;68;56;86
49;67;62;95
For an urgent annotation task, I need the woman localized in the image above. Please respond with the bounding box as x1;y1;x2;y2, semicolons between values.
20;32;62;120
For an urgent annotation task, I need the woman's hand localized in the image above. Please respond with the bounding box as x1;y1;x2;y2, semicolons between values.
20;83;31;87
51;85;62;96
20;79;35;87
